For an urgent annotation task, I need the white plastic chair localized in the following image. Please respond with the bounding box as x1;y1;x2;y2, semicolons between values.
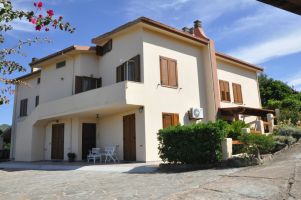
87;148;101;164
103;146;119;163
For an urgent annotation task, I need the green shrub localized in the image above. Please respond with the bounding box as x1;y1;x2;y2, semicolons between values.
273;135;296;146
158;120;228;164
228;120;250;140
238;133;275;155
278;126;301;139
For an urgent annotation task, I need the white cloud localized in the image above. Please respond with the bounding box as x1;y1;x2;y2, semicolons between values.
228;28;301;64
287;71;301;91
124;0;257;24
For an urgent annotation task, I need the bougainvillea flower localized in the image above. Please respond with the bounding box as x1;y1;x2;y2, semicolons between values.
47;10;54;17
31;18;37;24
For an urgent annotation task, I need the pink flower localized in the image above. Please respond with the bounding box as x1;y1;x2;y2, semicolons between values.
37;1;43;9
35;25;42;31
34;2;37;7
47;10;54;17
45;28;49;32
59;16;63;21
30;18;37;24
38;14;43;18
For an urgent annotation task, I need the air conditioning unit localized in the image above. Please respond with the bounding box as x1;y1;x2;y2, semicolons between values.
189;107;204;119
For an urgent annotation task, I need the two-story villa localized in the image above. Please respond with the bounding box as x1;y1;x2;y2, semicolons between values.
10;17;273;162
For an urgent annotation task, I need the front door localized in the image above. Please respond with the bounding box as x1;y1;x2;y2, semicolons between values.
51;123;64;160
123;114;136;161
82;123;96;160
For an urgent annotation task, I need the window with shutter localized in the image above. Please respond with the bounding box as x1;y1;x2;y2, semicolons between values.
162;113;180;129
233;83;243;104
160;56;178;88
116;55;140;83
75;76;102;94
35;96;39;107
20;99;28;117
219;80;231;102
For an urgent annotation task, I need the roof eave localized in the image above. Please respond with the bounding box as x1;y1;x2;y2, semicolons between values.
29;45;96;67
92;17;209;45
216;52;264;72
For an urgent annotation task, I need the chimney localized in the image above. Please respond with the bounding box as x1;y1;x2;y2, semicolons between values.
193;20;208;39
32;57;39;63
182;27;190;33
189;28;194;35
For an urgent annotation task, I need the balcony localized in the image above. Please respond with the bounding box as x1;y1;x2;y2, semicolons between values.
30;81;145;122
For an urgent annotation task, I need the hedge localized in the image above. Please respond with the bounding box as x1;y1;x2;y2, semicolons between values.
157;120;228;164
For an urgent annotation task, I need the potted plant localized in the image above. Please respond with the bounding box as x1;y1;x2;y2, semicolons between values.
67;152;76;162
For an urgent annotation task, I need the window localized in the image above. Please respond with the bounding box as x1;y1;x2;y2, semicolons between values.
232;83;243;104
20;99;28;117
96;39;112;56
162;113;179;129
56;61;66;69
75;76;102;94
37;77;40;84
219;80;231;102
116;55;140;83
35;96;39;107
160;57;178;88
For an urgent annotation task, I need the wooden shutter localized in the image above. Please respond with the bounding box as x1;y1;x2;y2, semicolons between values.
162;114;173;129
75;76;83;94
96;77;102;88
20;99;28;117
225;82;230;101
96;39;113;56
160;57;169;85
219;80;231;102
162;113;179;129
116;65;123;83
233;83;243;104
133;55;141;82
35;96;39;107
172;114;179;126
168;59;178;87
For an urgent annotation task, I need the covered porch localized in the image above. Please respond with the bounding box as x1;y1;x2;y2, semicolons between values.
31;105;146;163
219;106;276;133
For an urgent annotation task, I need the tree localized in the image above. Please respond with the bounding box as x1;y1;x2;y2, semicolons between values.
258;73;297;107
258;73;301;125
0;0;74;105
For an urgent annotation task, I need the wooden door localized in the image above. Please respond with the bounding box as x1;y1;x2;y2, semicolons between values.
51;124;64;160
82;123;96;160
123;114;136;161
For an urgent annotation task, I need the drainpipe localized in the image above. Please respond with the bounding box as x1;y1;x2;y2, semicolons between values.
207;41;218;121
10;85;18;160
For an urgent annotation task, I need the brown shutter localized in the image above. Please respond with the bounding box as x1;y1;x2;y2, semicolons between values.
96;77;102;88
116;65;122;83
133;55;141;82
225;82;230;101
173;114;179;126
160;57;169;85
233;83;243;104
238;84;243;103
168;59;178;87
75;76;83;94
162;114;172;129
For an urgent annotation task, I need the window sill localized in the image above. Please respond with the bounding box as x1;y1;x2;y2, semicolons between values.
221;100;231;103
160;84;178;89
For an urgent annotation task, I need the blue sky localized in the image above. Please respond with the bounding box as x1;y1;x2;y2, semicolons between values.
0;0;301;125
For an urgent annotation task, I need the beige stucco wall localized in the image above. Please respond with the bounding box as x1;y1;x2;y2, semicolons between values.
139;28;207;161
42;108;145;162
217;60;261;109
97;27;144;86
15;75;40;118
217;60;262;126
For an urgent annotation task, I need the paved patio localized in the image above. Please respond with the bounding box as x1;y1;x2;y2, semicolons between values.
0;142;300;199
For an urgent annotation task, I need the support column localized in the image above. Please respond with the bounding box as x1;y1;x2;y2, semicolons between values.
222;138;232;160
267;113;275;133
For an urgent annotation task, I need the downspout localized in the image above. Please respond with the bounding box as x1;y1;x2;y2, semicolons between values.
207;41;218;120
10;85;18;160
